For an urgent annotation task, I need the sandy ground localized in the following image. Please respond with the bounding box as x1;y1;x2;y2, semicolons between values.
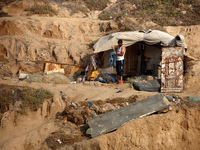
0;78;157;149
0;0;200;149
0;78;157;103
0;78;200;150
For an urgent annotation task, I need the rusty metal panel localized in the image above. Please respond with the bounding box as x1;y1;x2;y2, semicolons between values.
62;64;85;76
161;47;184;93
44;62;62;73
44;62;85;76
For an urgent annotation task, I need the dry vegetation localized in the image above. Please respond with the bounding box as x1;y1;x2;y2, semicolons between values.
2;0;199;26
25;4;58;16
62;1;89;16
57;0;110;11
0;85;53;116
82;0;110;10
0;12;11;17
0;0;16;5
22;88;53;111
99;0;200;26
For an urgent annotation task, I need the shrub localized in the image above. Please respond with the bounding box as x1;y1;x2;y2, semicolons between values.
23;88;53;111
83;0;110;10
64;3;89;16
0;85;53;115
26;4;58;16
0;87;15;113
119;26;134;31
99;13;117;20
0;12;11;17
115;0;200;26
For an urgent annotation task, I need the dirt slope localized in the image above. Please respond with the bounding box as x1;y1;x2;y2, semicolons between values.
0;79;200;150
165;25;200;59
63;108;200;150
0;0;200;150
0;79;157;150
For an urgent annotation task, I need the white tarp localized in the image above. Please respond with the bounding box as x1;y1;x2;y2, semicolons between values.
93;30;187;53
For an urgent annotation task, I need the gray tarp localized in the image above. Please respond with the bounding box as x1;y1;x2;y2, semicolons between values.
93;30;187;53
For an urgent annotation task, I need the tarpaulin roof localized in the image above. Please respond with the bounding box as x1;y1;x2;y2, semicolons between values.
93;30;187;53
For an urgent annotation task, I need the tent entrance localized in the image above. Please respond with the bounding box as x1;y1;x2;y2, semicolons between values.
125;43;162;77
98;43;162;78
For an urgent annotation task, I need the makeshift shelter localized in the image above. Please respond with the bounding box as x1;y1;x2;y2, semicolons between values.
93;30;187;93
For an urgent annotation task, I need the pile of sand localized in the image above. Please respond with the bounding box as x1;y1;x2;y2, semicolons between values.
0;20;22;36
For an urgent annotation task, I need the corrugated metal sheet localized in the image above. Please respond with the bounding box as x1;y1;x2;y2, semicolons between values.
44;62;86;76
161;47;184;93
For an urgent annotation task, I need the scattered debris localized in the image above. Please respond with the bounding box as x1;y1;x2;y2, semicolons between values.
58;95;138;126
57;139;62;144
181;11;187;15
45;131;88;149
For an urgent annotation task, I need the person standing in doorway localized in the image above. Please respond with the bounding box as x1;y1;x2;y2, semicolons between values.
113;39;126;84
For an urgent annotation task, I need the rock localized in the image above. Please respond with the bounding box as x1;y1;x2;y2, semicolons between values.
42;101;49;118
49;93;65;118
25;74;44;82
77;75;84;83
100;21;118;32
14;101;22;111
19;73;29;80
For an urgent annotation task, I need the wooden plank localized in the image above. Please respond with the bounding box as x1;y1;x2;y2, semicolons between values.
88;94;170;138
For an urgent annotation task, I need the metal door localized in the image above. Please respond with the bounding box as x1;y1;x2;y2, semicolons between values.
161;47;184;93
